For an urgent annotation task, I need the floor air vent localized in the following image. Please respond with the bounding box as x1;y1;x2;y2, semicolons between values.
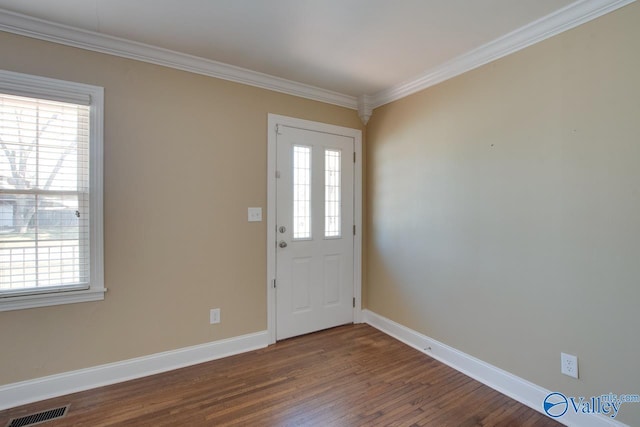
6;406;69;427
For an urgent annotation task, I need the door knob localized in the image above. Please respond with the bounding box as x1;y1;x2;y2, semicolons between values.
279;240;288;248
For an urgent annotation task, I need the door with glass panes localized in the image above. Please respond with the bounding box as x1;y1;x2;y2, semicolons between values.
275;125;354;340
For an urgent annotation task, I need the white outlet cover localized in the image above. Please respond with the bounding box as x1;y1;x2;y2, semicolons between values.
210;308;220;324
248;207;262;222
561;352;578;378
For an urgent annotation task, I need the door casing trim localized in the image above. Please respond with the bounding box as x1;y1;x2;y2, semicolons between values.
267;114;363;344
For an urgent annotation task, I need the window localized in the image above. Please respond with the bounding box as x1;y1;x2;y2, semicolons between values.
0;70;104;311
293;145;311;240
324;149;341;238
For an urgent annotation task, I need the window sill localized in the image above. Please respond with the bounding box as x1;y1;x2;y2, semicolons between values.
0;288;107;312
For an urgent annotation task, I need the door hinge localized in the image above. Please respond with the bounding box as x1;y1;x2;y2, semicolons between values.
353;297;356;308
275;170;281;178
353;152;356;163
353;225;356;235
275;124;283;135
273;279;277;289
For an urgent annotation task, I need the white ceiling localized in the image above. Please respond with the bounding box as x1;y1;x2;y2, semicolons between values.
0;0;634;118
0;0;580;98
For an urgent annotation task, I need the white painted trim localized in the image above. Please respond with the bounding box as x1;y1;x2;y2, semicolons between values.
0;330;269;411
363;310;629;427
357;95;372;125
0;288;106;312
266;114;363;343
266;116;278;345
368;0;636;109
0;9;357;110
352;126;364;324
1;1;633;116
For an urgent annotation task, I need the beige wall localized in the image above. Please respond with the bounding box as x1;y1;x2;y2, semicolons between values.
0;31;362;385
366;3;640;425
2;3;639;422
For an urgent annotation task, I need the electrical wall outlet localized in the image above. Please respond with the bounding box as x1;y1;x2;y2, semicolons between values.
561;352;578;378
210;308;221;324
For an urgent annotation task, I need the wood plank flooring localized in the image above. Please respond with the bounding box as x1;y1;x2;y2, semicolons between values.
0;324;560;426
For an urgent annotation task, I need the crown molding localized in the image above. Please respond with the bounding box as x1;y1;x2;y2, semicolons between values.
0;0;634;118
0;9;358;110
368;0;636;109
357;95;373;125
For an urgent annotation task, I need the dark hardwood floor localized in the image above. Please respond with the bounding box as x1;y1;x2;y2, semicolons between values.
0;324;560;426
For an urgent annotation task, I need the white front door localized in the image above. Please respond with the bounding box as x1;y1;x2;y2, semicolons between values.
275;125;354;340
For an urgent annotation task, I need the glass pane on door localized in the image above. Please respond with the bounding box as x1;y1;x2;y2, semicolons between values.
293;145;311;240
325;149;341;238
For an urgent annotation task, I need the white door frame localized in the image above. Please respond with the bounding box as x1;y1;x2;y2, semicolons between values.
267;114;362;344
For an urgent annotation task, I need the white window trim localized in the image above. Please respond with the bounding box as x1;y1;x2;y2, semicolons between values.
0;70;105;312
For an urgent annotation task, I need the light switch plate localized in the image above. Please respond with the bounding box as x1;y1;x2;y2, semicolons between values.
248;207;262;222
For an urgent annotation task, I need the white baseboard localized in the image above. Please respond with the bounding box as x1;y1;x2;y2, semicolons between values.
0;330;269;411
363;310;628;427
0;317;631;426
